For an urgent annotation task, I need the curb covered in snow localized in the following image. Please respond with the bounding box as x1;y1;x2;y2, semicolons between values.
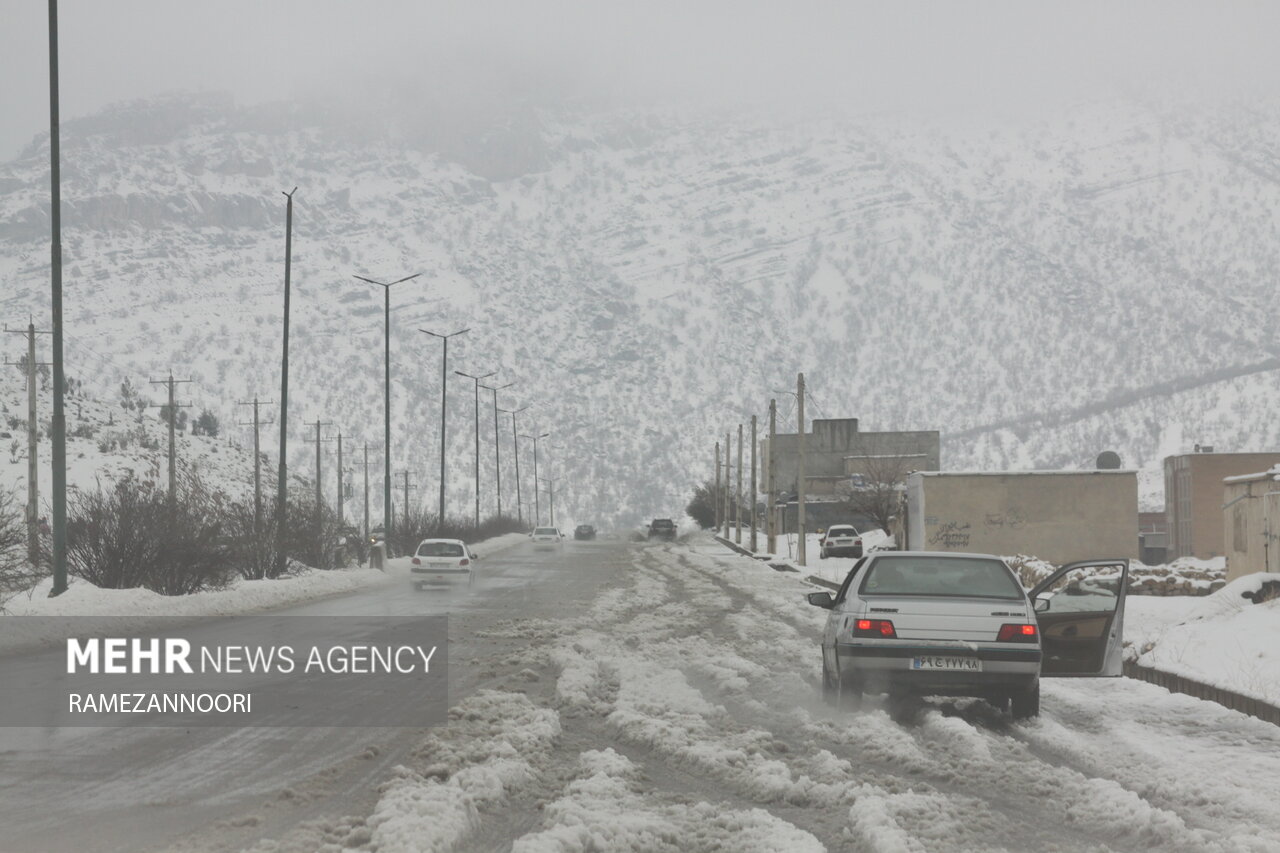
1123;661;1280;727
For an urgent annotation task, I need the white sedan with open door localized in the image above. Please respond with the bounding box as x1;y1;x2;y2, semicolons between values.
410;538;477;590
807;551;1127;719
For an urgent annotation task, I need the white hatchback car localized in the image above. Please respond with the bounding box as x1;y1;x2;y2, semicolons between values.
410;538;476;590
530;526;564;550
807;551;1128;718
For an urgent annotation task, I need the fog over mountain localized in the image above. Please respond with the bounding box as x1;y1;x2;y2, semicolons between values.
5;3;1280;521
4;77;1280;521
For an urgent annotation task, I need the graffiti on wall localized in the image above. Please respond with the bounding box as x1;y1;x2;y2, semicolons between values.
928;521;971;548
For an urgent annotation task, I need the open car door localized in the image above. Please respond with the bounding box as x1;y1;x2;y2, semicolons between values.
1029;559;1128;677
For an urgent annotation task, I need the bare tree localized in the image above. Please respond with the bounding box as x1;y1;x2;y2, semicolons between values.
838;452;918;534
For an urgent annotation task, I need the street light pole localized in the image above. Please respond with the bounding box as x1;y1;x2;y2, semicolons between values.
46;0;68;595
520;431;550;525
481;382;514;518
455;369;495;527
354;273;421;544
500;406;529;525
421;328;468;524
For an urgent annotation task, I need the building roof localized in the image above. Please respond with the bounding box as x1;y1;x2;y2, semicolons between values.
1223;464;1280;485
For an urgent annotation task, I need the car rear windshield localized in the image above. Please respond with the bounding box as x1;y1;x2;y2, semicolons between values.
417;542;464;558
652;520;674;527
859;555;1023;600
827;527;858;536
535;528;558;535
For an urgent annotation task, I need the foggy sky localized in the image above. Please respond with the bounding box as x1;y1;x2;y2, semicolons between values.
3;0;1280;160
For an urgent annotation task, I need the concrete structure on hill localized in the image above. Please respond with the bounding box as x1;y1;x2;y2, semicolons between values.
1222;466;1280;581
898;470;1139;565
1164;449;1280;560
763;418;940;497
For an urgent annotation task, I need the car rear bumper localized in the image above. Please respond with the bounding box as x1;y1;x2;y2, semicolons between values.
824;546;863;557
836;642;1040;695
411;567;470;576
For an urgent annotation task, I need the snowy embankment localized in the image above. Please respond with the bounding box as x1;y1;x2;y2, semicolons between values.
1126;573;1280;706
0;531;529;656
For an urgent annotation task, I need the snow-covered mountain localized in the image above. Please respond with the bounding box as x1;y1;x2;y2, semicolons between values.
3;91;1279;522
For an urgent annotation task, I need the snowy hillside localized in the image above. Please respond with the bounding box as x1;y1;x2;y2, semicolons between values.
3;92;1279;521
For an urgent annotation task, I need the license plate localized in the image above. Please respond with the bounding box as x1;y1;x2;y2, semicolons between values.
911;656;981;672
429;562;454;569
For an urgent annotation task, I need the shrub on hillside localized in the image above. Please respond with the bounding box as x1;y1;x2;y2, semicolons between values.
0;488;41;600
59;474;235;595
386;510;526;557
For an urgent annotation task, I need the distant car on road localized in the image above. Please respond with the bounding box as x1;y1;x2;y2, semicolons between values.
530;526;565;550
574;524;596;541
819;524;863;559
807;551;1129;719
647;518;677;541
410;538;476;590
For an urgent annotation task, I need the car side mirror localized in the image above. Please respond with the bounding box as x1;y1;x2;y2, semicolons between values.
807;592;835;609
1034;596;1050;613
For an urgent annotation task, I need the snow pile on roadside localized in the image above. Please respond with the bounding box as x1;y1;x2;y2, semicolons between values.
0;531;529;656
1131;573;1280;704
511;749;824;853
366;690;561;853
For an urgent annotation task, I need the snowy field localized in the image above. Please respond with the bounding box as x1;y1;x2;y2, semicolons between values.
299;537;1280;853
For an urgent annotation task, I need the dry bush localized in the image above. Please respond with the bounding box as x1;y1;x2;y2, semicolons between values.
59;473;235;595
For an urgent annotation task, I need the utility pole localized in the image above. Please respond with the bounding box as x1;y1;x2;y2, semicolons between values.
768;397;778;555
355;272;422;542
362;442;374;539
421;328;468;523
276;187;297;578
723;431;731;538
304;420;333;544
149;373;193;501
750;415;758;553
236;397;275;537
797;372;807;567
336;431;344;529
736;422;744;544
455;369;495;527
540;477;559;527
714;441;721;533
397;471;416;533
500;406;529;525
47;0;68;595
5;322;50;564
521;431;550;525
481;382;513;518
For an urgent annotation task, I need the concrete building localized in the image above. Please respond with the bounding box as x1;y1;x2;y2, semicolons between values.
900;470;1139;565
1222;466;1280;582
763;418;940;498
1164;450;1280;560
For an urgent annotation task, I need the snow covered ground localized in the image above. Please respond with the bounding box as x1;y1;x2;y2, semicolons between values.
1128;573;1280;705
0;531;529;655
317;537;1280;852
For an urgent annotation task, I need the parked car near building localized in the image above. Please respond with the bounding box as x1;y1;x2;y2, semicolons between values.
820;524;863;558
807;551;1128;719
410;539;476;590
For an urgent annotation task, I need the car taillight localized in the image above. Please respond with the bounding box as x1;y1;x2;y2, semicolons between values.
996;623;1037;642
412;557;421;565
855;538;862;545
854;619;897;638
459;558;470;566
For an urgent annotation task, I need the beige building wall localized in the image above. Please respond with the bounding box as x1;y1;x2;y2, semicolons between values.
1166;452;1280;559
906;471;1138;565
1223;473;1280;582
